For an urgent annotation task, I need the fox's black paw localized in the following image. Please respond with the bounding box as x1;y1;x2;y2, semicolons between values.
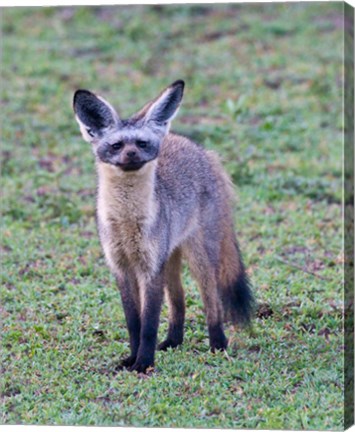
157;338;183;351
115;355;136;371
210;337;228;353
209;324;228;353
129;359;154;374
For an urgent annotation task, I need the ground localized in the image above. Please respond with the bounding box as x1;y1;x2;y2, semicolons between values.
1;3;344;429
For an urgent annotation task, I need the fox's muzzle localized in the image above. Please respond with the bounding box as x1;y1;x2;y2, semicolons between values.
117;161;146;171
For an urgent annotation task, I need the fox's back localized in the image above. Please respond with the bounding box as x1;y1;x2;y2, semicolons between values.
154;133;235;256
157;133;234;218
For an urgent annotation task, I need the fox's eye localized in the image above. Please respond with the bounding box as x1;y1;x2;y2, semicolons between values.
111;141;123;150
136;140;148;149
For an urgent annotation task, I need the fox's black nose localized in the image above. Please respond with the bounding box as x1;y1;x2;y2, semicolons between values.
127;150;137;158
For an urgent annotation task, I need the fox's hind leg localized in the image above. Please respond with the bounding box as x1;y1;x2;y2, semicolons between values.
183;236;228;352
158;248;185;351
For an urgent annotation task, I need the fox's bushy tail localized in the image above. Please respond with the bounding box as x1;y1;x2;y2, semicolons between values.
206;149;255;325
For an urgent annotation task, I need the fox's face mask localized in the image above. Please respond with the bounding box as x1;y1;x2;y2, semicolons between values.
73;81;184;172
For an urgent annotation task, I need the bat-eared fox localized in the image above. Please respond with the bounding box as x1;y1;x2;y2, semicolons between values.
73;80;254;373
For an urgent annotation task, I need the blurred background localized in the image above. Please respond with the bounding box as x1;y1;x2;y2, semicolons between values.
2;3;345;428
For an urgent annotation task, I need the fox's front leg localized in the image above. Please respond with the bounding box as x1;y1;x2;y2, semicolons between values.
129;272;164;373
116;273;141;369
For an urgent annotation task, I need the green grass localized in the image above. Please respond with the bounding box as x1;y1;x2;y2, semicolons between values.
1;3;344;429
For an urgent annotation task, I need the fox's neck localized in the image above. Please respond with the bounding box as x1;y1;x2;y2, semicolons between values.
96;160;158;225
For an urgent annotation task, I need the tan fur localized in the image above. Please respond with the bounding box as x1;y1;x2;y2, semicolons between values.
96;160;159;281
182;233;224;326
164;248;184;324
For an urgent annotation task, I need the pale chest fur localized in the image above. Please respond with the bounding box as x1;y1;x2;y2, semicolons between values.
96;162;159;278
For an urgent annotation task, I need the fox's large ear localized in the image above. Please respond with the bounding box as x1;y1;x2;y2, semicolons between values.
73;90;119;142
143;80;184;126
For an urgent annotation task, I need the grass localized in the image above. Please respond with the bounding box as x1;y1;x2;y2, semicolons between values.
1;3;345;429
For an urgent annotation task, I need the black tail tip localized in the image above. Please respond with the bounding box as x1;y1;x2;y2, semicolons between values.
222;272;255;326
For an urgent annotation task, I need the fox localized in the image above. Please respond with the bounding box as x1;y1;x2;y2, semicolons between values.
73;80;254;373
